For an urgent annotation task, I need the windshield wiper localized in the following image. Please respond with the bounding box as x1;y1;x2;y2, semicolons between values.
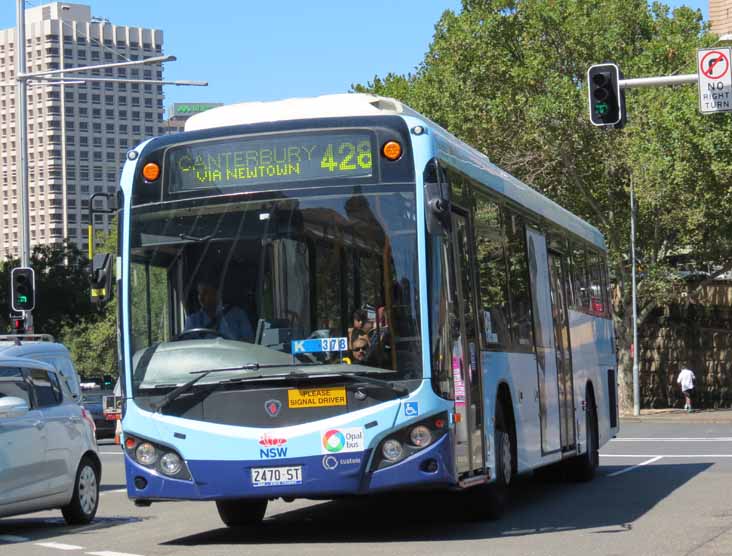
152;366;261;412
178;232;213;242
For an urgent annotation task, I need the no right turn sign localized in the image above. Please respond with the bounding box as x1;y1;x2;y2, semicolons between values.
698;48;732;113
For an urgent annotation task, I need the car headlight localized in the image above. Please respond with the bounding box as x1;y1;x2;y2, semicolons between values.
160;452;183;476
409;425;432;448
135;442;158;466
382;439;404;461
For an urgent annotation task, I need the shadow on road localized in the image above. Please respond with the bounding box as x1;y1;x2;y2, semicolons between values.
0;515;147;542
162;462;711;545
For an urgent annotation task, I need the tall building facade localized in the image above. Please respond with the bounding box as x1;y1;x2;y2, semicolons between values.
710;0;732;36
0;3;164;258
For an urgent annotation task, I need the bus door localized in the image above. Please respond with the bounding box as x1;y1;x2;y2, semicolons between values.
449;208;485;476
526;228;562;455
547;251;576;452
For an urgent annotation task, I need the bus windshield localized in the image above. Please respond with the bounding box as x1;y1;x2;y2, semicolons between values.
128;186;422;394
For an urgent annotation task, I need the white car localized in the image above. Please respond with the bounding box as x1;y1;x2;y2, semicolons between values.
0;356;101;524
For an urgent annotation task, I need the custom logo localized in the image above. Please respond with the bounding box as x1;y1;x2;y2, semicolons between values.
264;399;282;417
321;428;364;454
322;455;339;470
322;455;362;471
258;434;288;459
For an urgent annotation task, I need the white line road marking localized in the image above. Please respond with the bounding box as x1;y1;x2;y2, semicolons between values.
602;454;732;458
86;552;146;556
612;437;732;442
0;535;30;543
36;542;84;550
607;456;663;477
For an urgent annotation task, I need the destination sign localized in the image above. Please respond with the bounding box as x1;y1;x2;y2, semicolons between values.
166;132;374;192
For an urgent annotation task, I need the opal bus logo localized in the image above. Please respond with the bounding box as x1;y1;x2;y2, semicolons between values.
258;434;288;459
264;399;282;417
321;428;364;454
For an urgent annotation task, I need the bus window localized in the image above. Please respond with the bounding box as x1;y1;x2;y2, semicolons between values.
130;261;170;353
571;245;590;311
474;194;510;347
503;209;533;349
588;251;605;315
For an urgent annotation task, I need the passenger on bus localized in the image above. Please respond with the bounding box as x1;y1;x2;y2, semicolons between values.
350;334;371;365
184;280;254;342
348;309;370;349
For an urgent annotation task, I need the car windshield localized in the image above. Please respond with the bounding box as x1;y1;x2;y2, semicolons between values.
128;187;422;395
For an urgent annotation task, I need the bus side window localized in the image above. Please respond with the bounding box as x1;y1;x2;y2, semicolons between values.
474;194;510;347
588;251;605;315
503;209;533;349
570;245;590;311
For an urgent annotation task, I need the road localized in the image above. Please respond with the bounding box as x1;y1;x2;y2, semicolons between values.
2;420;732;556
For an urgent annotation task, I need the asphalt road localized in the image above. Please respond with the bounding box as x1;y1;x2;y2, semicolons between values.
2;420;732;556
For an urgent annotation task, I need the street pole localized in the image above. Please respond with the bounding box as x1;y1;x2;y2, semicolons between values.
630;177;640;416
15;0;33;332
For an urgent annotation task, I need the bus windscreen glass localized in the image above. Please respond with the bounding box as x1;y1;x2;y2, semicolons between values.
165;132;373;192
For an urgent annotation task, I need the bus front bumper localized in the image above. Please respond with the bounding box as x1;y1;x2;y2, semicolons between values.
125;433;454;501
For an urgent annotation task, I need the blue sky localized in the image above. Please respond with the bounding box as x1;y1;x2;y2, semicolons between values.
2;1;710;114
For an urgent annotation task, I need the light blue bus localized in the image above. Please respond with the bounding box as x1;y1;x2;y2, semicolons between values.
110;94;618;526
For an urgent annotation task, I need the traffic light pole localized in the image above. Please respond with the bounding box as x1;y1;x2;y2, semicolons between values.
620;73;698;89
15;0;32;331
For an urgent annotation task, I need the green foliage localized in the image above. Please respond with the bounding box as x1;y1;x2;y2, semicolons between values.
0;242;94;338
353;0;728;408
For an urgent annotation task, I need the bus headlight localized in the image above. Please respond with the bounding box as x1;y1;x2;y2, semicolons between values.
160;452;183;476
372;412;449;471
409;425;432;448
382;439;403;461
136;442;158;466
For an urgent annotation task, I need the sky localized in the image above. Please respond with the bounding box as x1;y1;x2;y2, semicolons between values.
0;0;711;115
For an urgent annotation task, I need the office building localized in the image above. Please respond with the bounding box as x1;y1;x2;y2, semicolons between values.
164;102;222;134
0;2;164;258
711;0;732;36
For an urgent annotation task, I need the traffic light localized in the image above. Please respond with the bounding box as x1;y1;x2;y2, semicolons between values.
90;253;113;303
11;315;25;335
587;63;626;128
10;267;35;312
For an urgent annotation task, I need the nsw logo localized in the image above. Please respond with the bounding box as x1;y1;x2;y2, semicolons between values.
258;434;288;459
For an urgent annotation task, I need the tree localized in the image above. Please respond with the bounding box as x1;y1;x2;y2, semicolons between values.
355;0;731;411
0;241;95;339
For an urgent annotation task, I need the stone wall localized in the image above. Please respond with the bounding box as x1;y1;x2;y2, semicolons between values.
639;283;732;409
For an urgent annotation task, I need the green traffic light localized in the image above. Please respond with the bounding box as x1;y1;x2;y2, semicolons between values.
596;102;609;115
17;294;28;303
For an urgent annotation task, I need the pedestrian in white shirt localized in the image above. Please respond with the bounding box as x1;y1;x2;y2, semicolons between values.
676;364;696;413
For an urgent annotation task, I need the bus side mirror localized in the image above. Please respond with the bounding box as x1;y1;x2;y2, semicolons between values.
425;181;451;234
90;253;114;304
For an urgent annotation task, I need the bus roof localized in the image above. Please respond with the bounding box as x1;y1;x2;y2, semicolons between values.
185;94;605;250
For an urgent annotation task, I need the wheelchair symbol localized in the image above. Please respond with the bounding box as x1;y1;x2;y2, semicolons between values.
404;402;419;417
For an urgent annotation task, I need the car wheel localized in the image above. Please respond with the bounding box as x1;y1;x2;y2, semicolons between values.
62;457;100;525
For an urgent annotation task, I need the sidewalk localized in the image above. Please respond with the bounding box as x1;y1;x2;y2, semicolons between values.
621;407;732;423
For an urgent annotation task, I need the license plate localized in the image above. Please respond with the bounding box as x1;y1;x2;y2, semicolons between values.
288;387;347;408
251;466;302;487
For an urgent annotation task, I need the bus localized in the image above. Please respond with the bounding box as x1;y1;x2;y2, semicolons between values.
107;93;618;526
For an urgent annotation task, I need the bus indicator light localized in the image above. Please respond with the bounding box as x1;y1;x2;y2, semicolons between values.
142;162;161;182
382;141;402;161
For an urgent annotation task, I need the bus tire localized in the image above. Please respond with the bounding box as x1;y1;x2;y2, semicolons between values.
215;498;268;528
477;401;513;520
571;391;599;482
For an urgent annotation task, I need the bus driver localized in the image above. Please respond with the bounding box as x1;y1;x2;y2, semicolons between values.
184;279;254;342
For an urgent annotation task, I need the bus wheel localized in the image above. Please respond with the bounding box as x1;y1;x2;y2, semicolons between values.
474;402;513;520
215;498;267;528
570;392;598;482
